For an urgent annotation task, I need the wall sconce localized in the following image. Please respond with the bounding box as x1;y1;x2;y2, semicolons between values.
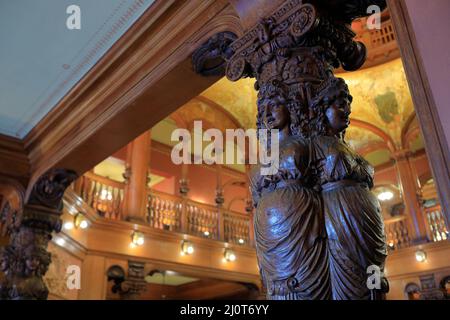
238;238;245;245
131;231;145;246
181;240;194;255
74;213;89;229
55;237;66;247
377;190;394;201
223;248;236;262
415;250;427;262
63;221;74;230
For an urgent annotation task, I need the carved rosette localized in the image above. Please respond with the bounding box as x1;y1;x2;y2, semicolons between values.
192;31;237;76
0;168;77;300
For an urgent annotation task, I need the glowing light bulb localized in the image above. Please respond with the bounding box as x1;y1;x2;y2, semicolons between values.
79;220;89;229
131;231;145;246
64;222;74;230
377;191;394;201
415;250;427;262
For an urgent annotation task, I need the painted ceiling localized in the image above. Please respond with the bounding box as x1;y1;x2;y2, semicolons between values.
197;58;423;166
0;0;154;138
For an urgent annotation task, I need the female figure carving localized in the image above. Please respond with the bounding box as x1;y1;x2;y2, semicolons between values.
249;82;330;300
310;77;388;300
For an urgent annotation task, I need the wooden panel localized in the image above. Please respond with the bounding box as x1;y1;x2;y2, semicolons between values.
0;133;30;184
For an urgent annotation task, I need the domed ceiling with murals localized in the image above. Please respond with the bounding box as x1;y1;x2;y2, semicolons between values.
198;58;423;167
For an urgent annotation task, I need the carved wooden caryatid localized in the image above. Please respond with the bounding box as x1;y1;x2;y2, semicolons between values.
194;0;388;300
0;168;77;300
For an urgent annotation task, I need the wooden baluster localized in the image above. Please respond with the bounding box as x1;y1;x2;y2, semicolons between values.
218;207;224;242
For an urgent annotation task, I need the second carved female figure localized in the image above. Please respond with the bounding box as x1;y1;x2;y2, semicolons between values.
249;77;388;300
309;77;388;300
249;82;331;300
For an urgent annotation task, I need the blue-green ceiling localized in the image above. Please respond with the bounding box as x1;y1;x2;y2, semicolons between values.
0;0;155;138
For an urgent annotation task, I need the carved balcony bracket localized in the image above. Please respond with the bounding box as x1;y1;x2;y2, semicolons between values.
107;261;147;300
0;168;77;300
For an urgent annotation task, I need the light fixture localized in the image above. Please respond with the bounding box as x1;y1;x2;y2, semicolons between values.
377;191;394;201
181;240;194;255
415;250;427;263
63;221;74;230
56;238;66;246
238;238;245;244
388;241;395;249
223;248;236;262
203;231;210;237
131;231;145;246
100;189;113;201
74;213;89;229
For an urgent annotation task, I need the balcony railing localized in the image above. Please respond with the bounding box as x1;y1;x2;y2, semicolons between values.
72;172;124;220
146;189;253;246
72;173;255;247
71;173;449;250
424;205;449;242
384;215;412;250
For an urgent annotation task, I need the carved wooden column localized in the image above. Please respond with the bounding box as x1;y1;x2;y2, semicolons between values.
178;163;189;233
194;0;389;301
0;168;77;300
123;131;151;223
244;164;255;246
393;149;428;242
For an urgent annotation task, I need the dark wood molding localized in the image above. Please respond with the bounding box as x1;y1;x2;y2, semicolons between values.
0;134;30;185
387;0;450;223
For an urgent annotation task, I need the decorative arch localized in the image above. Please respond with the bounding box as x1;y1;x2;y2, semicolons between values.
227;196;247;212
350;118;397;153
401;112;421;150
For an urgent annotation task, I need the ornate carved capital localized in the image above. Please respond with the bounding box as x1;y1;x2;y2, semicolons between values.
179;178;190;196
215;189;225;207
27;168;78;211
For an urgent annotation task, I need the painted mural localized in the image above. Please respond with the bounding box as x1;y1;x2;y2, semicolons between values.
198;58;418;167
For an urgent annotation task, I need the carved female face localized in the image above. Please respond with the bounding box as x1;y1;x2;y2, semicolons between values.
325;94;351;135
263;99;290;130
0;256;8;272
26;256;40;271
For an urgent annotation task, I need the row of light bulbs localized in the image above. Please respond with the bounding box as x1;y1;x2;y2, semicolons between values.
130;231;237;262
63;213;89;230
55;213;89;247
